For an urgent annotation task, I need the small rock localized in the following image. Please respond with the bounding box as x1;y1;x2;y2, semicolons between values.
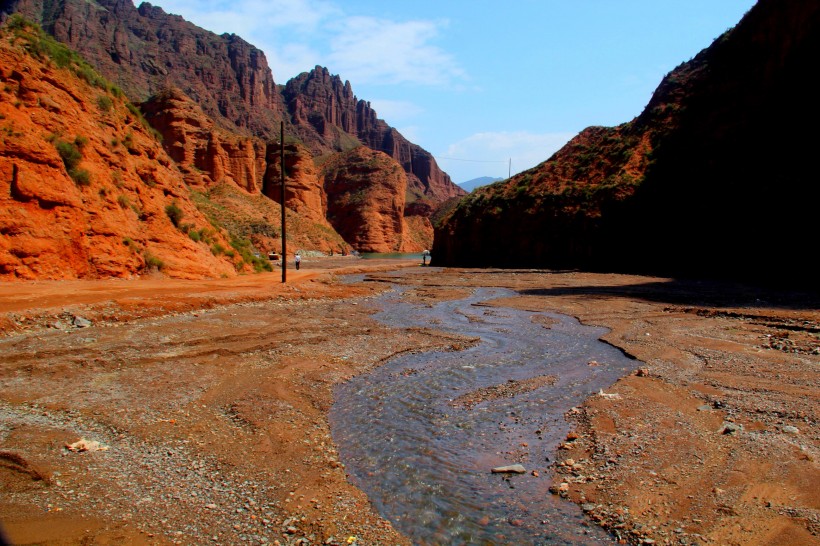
491;464;526;474
720;422;743;435
73;316;92;328
781;425;800;434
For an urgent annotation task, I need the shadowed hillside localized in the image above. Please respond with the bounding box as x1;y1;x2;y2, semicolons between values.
434;0;818;289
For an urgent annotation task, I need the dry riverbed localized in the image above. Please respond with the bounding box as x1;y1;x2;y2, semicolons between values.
1;261;818;545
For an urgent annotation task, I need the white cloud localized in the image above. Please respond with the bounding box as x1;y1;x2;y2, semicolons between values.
155;0;336;34
437;131;576;183
150;1;465;85
395;125;421;144
445;131;576;176
266;43;323;81
326;17;465;86
367;99;424;123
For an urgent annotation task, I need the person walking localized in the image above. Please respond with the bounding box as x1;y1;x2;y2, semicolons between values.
294;252;301;270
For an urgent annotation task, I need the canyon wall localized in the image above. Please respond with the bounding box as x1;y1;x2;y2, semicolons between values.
434;0;818;288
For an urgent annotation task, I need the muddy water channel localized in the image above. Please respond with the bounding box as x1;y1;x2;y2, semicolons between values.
331;285;637;545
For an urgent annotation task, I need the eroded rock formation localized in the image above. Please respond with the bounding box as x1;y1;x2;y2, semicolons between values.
1;0;284;137
141;87;267;192
323;147;428;253
0;0;465;224
263;142;331;227
0;24;240;279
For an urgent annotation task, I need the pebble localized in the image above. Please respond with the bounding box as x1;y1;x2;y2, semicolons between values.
491;464;526;474
73;316;92;328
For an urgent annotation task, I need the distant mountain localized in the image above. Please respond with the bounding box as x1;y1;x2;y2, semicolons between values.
458;177;503;192
434;0;818;288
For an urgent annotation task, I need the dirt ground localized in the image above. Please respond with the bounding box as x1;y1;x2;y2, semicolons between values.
0;259;818;545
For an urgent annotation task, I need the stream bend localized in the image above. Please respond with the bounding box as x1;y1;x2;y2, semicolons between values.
331;286;636;545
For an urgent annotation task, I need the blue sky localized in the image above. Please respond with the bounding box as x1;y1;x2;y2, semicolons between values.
145;0;757;184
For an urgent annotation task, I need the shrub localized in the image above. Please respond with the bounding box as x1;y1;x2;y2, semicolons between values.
122;132;136;152
143;252;164;271
97;95;113;113
55;140;81;171
188;229;201;242
165;202;184;227
70;168;91;186
54;138;91;185
117;195;130;208
74;135;88;150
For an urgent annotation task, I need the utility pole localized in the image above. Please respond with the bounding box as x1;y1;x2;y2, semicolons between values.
508;158;511;178
280;121;287;283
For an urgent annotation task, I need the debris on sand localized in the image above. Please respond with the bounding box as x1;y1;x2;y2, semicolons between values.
65;439;109;452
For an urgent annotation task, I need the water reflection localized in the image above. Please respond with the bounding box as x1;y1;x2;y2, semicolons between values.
331;287;635;545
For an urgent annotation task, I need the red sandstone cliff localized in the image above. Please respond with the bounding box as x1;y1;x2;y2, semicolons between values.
0;1;465;213
323;147;429;253
141;87;267;192
263;142;332;228
1;0;284;137
285;67;465;206
0;21;242;279
0;0;464;270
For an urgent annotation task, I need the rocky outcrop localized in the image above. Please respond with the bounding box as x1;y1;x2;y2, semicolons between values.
434;0;819;289
285;67;466;206
0;22;241;279
323;147;425;253
263;142;331;227
141;87;267;192
0;1;464;209
1;0;285;137
0;0;464;265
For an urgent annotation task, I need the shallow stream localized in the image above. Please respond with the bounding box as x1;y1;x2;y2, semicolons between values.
331;284;637;545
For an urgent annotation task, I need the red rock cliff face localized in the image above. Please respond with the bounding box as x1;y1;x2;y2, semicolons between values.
0;24;241;280
140;87;267;193
263;142;330;227
434;0;819;288
323;147;422;253
1;1;464;209
284;67;466;206
1;0;285;137
1;0;464;262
